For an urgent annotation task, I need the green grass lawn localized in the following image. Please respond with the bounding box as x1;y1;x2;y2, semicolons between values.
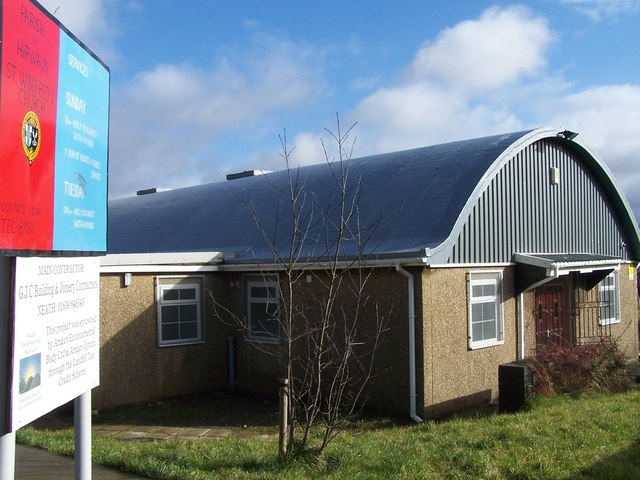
17;388;640;479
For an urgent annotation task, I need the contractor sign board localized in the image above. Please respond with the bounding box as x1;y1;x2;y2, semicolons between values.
11;256;100;430
0;0;110;254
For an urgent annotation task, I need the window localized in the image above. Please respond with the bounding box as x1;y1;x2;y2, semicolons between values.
599;271;619;325
468;271;504;349
156;277;204;346
244;275;279;342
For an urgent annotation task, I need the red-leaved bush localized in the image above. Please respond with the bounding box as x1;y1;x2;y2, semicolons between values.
527;340;630;396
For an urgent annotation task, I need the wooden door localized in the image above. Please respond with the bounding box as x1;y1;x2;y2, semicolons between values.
534;284;565;346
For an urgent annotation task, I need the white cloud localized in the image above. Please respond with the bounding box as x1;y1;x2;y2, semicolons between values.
108;33;329;197
545;85;640;215
556;0;640;21
407;6;553;92
37;0;123;63
348;6;551;153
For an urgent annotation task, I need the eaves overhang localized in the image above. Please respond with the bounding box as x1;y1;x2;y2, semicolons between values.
100;252;223;273
216;249;431;272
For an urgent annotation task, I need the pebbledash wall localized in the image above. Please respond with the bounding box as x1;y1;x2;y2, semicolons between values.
96;273;229;409
223;268;415;415
95;268;415;414
96;262;638;417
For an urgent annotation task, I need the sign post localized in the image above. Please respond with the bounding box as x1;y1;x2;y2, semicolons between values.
0;0;110;477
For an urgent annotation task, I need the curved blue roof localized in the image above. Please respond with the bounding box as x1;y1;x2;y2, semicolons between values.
107;128;640;264
108;130;532;262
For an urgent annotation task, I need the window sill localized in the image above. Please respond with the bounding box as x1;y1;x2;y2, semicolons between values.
158;339;205;348
244;335;281;345
469;339;505;350
599;318;621;326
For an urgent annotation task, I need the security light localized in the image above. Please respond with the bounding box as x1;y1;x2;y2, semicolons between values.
558;130;578;140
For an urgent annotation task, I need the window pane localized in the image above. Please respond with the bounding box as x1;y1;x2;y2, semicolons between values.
482;302;495;322
251;286;269;298
482;284;496;296
256;318;279;337
180;321;198;339
472;303;483;322
265;302;278;317
472;285;484;297
472;322;483;341
251;302;270;322
162;323;179;341
250;302;278;337
163;289;179;301
179;288;196;300
180;304;197;322
483;319;496;339
161;305;178;324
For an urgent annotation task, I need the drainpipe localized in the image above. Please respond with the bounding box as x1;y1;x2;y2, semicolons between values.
518;293;525;361
395;264;424;423
227;336;237;390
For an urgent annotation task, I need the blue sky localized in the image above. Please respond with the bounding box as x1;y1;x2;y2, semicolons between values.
39;0;640;221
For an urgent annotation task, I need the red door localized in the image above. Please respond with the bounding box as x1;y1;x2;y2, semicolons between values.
534;285;565;346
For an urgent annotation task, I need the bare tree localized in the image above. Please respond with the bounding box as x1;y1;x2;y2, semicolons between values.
212;115;390;459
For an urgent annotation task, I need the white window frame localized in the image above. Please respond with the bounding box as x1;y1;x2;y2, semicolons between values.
156;276;204;346
244;274;280;343
598;271;620;326
468;271;504;350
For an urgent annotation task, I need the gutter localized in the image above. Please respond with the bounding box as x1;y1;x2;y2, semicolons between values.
395;264;424;423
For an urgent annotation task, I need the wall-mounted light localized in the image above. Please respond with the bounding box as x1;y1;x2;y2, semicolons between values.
557;130;578;140
124;272;132;287
550;167;560;185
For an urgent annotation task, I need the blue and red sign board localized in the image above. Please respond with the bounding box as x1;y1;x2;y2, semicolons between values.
0;0;109;254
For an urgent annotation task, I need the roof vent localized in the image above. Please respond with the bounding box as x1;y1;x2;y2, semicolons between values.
226;170;271;181
136;187;172;196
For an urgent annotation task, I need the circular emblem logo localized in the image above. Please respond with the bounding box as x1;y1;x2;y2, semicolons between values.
22;111;41;166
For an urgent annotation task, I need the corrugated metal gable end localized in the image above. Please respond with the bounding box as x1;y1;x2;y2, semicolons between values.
449;139;630;264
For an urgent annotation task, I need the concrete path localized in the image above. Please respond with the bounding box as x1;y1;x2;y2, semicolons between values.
15;444;145;479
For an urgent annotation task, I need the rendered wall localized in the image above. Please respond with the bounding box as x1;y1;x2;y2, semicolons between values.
223;268;414;415
421;266;518;418
610;264;639;359
96;273;229;409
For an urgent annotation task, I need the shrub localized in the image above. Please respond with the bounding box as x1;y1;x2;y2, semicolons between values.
527;340;630;396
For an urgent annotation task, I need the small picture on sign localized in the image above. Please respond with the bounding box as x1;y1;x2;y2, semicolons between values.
19;353;42;394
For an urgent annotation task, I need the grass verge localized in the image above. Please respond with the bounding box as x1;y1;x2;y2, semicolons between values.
17;387;640;479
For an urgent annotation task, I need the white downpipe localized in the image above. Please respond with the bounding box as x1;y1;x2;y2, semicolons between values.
518;293;525;361
395;265;424;423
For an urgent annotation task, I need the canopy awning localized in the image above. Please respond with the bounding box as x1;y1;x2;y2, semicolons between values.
513;253;621;294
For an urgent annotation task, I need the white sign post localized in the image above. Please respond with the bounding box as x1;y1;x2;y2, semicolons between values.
11;257;100;430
